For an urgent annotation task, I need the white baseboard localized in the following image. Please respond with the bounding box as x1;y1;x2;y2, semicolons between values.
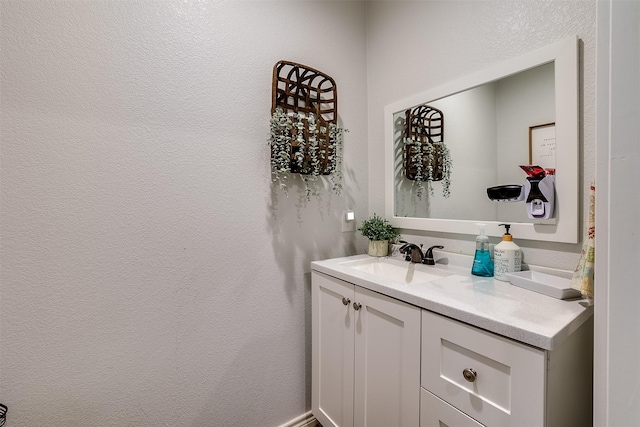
278;410;318;427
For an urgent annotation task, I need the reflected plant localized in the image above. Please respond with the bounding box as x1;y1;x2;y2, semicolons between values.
404;137;451;199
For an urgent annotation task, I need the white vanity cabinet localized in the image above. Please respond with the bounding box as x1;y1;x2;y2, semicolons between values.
311;271;421;427
311;254;593;427
420;309;593;427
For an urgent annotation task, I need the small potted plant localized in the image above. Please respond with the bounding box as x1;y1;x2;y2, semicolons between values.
358;213;400;257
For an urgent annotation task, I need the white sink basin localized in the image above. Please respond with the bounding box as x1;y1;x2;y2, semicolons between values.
339;257;453;285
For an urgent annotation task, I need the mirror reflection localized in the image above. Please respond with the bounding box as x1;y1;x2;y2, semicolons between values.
384;36;579;243
394;62;555;223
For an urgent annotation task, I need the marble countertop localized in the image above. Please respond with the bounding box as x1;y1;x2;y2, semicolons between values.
311;253;593;351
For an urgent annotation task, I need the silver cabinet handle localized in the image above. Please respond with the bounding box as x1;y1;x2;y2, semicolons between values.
463;368;477;383
353;302;362;311
342;297;351;306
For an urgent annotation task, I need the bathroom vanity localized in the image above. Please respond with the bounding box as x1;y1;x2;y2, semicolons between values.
311;254;593;427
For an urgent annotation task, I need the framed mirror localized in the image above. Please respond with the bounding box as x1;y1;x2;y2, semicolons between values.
384;36;579;243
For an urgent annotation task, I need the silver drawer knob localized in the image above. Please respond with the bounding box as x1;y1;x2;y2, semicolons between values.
353;302;362;311
463;368;477;383
342;297;351;306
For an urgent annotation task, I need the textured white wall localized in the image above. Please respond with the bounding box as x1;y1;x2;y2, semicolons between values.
0;1;368;426
366;0;596;269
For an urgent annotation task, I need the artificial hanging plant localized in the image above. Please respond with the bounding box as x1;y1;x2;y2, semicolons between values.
269;107;346;201
403;136;452;199
403;104;452;200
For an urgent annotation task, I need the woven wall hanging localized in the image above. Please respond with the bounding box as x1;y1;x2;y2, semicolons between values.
269;60;345;199
404;105;451;198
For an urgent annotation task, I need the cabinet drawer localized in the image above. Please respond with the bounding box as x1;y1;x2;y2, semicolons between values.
421;387;485;427
421;310;545;427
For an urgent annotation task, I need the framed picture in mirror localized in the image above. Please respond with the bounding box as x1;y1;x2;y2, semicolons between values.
529;122;556;169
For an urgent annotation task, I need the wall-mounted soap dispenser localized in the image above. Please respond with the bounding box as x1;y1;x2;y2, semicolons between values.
520;166;555;219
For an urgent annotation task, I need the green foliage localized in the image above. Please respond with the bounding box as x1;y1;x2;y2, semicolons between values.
358;213;400;241
268;108;346;202
404;137;452;199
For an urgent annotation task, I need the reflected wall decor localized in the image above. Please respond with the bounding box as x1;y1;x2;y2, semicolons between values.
529;122;556;169
403;105;451;198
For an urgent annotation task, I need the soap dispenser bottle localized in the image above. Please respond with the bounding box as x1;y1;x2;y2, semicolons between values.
494;223;522;281
471;223;494;277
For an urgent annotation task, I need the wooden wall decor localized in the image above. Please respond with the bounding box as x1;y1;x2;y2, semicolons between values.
271;60;338;175
404;105;446;182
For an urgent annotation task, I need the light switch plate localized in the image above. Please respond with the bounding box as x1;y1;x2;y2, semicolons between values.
342;210;355;232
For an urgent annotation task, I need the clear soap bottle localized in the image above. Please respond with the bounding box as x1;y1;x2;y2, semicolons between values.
471;223;494;277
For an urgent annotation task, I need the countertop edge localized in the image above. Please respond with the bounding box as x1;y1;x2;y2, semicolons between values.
311;256;593;351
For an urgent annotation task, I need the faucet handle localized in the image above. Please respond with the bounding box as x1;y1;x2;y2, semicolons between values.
399;241;425;262
424;245;444;265
399;241;412;261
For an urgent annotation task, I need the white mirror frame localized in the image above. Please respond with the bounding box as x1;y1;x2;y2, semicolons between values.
384;36;579;243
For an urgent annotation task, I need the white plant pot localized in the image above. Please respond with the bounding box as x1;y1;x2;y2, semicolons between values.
368;240;389;257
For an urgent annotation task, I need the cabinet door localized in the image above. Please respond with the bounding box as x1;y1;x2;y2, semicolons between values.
312;272;355;427
353;286;421;427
